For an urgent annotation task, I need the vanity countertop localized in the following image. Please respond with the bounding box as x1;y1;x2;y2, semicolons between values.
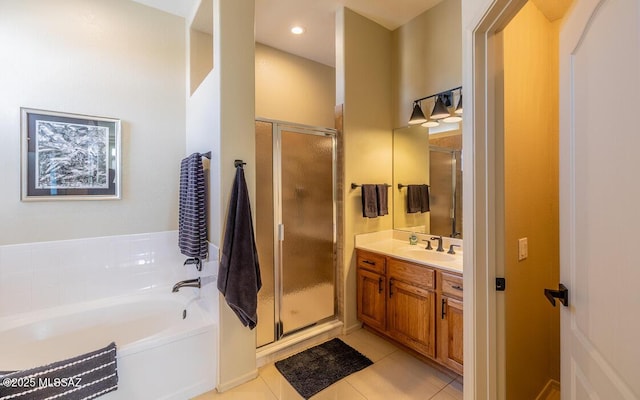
355;230;463;274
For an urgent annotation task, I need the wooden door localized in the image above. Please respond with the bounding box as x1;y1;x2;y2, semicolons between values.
387;279;435;357
438;296;463;375
559;0;640;397
356;268;386;331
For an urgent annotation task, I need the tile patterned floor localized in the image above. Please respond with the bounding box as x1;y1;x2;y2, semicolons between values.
194;329;463;400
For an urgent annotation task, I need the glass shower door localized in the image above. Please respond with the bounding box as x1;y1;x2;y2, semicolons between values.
255;121;336;347
279;128;335;336
429;148;455;237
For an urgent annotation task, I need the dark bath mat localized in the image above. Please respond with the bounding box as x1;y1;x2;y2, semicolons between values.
274;338;373;399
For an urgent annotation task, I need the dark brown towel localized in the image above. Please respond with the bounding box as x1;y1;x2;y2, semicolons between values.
361;184;378;218
376;184;388;216
218;166;262;329
420;185;430;212
407;185;422;213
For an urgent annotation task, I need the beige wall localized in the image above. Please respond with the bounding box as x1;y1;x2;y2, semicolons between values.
256;44;336;128
190;29;213;95
392;0;462;128
186;0;257;390
503;2;560;397
216;0;257;391
337;8;394;331
0;0;185;245
393;125;430;232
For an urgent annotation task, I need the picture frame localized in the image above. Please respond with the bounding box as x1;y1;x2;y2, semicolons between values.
20;108;121;201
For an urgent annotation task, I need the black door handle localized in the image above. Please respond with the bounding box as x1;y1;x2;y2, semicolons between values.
544;284;569;307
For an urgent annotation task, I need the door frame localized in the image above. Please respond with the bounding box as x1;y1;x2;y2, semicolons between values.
462;1;528;399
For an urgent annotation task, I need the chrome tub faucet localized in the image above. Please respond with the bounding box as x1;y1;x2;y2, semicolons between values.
172;278;201;293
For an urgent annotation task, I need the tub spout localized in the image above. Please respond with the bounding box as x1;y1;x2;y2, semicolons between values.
172;278;201;293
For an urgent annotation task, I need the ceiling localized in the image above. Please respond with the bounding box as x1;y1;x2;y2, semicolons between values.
254;0;444;66
132;0;444;67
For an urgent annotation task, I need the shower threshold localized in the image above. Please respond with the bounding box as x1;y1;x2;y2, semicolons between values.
256;319;343;368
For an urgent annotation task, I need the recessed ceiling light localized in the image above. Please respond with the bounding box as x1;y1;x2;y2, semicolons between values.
291;26;305;35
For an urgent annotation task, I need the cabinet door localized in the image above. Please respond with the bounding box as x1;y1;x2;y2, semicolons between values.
356;250;386;275
387;279;436;357
357;268;386;331
438;295;463;374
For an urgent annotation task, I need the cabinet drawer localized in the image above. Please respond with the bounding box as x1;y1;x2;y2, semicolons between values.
441;272;464;299
388;258;434;289
357;250;386;274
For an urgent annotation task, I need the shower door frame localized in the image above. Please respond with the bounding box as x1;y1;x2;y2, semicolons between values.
258;118;338;345
429;146;462;238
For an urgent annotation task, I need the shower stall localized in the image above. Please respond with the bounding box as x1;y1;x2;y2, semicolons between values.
255;119;337;348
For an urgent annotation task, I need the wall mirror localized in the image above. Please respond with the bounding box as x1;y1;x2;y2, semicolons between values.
392;124;462;238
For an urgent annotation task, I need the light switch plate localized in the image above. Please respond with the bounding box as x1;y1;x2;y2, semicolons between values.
518;237;528;261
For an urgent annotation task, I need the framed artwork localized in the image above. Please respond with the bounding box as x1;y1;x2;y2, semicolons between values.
20;108;121;201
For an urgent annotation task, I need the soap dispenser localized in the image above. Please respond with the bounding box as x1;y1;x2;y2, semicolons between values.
409;232;418;245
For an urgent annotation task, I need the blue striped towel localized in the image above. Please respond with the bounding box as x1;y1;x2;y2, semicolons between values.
179;153;208;259
0;342;118;400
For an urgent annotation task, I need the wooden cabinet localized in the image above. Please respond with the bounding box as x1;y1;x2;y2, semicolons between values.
356;250;387;331
437;272;464;374
356;250;386;274
387;258;436;357
357;267;386;331
356;249;463;375
388;278;436;357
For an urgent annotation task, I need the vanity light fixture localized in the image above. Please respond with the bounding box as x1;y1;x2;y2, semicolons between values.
408;86;463;126
454;93;463;114
430;95;451;120
442;115;462;123
408;101;428;125
422;120;440;128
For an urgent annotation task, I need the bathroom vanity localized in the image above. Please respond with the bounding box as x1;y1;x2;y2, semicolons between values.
355;232;463;375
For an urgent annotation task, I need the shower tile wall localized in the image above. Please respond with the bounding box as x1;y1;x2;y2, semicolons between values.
0;231;219;318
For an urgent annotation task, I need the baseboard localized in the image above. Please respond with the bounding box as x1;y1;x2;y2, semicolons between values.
535;379;560;400
164;380;216;400
344;322;363;335
216;369;258;393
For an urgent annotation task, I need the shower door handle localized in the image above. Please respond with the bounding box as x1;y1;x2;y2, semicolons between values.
278;224;285;241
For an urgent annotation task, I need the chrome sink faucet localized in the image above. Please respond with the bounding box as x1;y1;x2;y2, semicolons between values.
430;236;444;252
172;278;201;293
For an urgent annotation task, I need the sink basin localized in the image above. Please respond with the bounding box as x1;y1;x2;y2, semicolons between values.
397;246;458;262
